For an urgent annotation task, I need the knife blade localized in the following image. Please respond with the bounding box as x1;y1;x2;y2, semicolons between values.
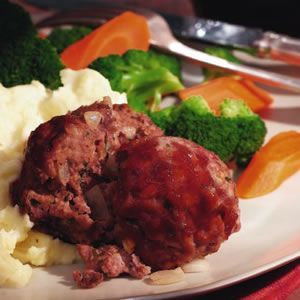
161;13;263;49
161;13;300;66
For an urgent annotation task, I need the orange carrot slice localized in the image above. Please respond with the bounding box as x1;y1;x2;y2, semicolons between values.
61;11;150;70
178;77;273;113
240;79;273;106
237;131;300;198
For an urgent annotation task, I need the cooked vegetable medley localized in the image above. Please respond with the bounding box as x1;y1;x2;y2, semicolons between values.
90;49;183;112
150;96;266;164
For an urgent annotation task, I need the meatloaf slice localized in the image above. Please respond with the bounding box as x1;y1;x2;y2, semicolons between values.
113;136;240;270
11;98;163;244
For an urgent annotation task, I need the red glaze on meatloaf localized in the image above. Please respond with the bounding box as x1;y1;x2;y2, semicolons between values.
113;136;240;270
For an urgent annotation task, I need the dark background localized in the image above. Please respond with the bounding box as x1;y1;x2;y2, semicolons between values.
27;0;300;37
195;0;300;37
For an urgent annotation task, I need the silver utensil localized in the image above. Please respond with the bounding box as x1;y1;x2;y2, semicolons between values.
36;5;300;93
161;13;300;66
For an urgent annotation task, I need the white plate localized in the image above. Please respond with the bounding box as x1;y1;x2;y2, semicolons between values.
1;62;300;300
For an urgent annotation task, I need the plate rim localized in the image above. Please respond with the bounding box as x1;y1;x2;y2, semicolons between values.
129;254;299;300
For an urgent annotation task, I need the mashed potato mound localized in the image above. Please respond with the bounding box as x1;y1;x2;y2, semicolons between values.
0;206;32;287
13;231;80;267
0;69;127;287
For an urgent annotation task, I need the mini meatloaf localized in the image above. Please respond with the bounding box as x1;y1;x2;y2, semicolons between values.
11;98;163;244
113;136;240;270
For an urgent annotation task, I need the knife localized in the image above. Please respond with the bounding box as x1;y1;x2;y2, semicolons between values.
161;13;300;66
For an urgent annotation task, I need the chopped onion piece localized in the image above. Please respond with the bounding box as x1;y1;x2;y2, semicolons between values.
182;259;210;273
58;163;70;185
122;239;135;254
102;96;112;107
149;267;184;285
84;111;102;127
122;126;136;139
85;185;110;221
105;154;118;177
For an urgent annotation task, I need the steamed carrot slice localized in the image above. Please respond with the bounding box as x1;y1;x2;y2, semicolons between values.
237;131;300;198
61;11;150;70
178;77;273;113
240;79;273;106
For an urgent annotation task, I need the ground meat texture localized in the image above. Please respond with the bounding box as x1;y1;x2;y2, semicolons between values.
113;136;240;270
73;270;104;289
73;244;151;288
11;98;163;244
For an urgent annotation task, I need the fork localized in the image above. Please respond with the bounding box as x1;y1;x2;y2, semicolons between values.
36;5;300;93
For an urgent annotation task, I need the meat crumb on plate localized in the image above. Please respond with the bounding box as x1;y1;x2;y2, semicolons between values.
73;244;151;289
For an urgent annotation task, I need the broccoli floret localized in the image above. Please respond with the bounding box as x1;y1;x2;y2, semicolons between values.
203;47;259;81
121;50;182;80
47;26;92;53
220;99;267;165
149;106;175;130
0;2;63;89
169;97;240;161
89;49;183;112
150;97;266;164
205;47;241;64
219;98;252;117
0;37;64;90
203;47;241;80
175;95;211;114
0;0;37;45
